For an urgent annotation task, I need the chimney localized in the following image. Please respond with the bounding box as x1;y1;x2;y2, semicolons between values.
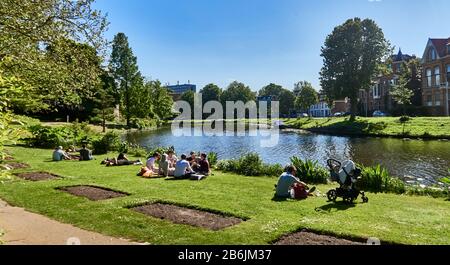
177;81;180;85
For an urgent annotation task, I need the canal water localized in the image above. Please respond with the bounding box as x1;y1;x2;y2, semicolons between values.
125;125;450;185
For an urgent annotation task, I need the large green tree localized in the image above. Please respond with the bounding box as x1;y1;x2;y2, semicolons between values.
294;81;318;113
221;81;256;104
258;83;295;116
320;18;390;121
200;83;222;103
148;81;174;120
109;32;141;127
0;0;108;112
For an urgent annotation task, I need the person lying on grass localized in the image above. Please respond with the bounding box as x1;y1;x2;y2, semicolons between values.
275;165;316;199
101;153;142;167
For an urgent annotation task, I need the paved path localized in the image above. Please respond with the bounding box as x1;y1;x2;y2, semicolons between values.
0;199;138;245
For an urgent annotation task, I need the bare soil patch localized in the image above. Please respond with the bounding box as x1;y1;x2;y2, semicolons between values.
132;203;243;231
59;185;129;201
2;162;30;169
15;172;61;181
274;230;364;245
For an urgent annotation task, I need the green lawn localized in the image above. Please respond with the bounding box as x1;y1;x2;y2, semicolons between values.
0;146;449;245
282;117;450;138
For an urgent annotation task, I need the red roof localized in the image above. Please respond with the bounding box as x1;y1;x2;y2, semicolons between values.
430;38;450;57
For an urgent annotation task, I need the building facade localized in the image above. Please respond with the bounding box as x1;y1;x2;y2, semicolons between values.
166;83;196;101
359;49;413;116
309;95;331;117
421;38;450;116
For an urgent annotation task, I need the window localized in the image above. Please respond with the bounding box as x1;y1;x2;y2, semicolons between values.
429;48;437;61
435;94;441;106
426;69;432;87
426;95;433;106
373;84;381;99
447;45;450;55
447;65;450;83
435;66;441;86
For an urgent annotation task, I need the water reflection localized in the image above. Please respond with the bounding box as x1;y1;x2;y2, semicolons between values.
125;127;450;183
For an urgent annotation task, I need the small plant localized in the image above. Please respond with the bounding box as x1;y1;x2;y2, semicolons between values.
147;146;175;158
207;152;218;167
237;153;264;176
358;165;406;194
290;156;328;184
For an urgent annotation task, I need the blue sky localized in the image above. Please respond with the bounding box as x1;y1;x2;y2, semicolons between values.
93;0;449;92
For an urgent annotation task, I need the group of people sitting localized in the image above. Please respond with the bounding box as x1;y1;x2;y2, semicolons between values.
140;151;211;179
52;144;94;162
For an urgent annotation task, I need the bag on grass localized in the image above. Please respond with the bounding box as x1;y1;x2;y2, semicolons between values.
292;184;308;200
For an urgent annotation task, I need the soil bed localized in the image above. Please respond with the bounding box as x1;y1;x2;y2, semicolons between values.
60;185;129;201
2;162;30;169
132;203;243;231
15;172;60;181
274;230;364;245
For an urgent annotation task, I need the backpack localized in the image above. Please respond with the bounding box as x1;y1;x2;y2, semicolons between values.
292;184;308;200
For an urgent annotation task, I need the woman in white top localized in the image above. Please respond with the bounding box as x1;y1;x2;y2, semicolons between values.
146;152;161;173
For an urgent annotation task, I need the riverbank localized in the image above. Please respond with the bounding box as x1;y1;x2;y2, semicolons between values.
281;117;450;139
0;146;449;245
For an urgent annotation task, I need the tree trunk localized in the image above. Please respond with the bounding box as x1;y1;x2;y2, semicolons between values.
102;108;106;133
350;96;358;122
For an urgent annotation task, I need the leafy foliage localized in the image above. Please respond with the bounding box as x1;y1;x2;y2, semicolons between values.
207;152;218;167
91;131;122;155
293;81;319;112
320;18;390;120
26;123;95;149
216;153;283;177
290;157;328;184
358;165;406;194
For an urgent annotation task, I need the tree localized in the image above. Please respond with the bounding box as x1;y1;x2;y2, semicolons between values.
391;62;414;115
221;81;256;104
0;0;108;113
258;83;295;116
320;18;390;121
294;82;318;113
200;83;222;103
180;90;196;119
91;73;116;133
109;33;141;127
148;81;174;120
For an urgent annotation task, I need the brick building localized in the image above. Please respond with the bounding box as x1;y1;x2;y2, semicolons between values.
421;38;450;116
358;49;414;116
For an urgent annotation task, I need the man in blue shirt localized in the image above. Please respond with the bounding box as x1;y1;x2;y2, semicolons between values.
275;165;315;198
174;154;195;178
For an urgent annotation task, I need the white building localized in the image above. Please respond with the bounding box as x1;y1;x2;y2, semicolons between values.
309;101;331;117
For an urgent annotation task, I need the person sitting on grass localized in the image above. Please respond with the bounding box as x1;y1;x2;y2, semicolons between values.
174;154;195;179
167;150;178;167
146;152;161;174
52;146;71;161
187;151;200;171
159;154;175;177
79;144;93;161
275;165;316;199
197;153;211;176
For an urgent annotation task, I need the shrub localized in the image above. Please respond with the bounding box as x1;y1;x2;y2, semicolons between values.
119;141;147;158
26;122;95;149
207;152;218;167
290;156;328;184
129;118;159;130
216;160;239;173
237;153;264;176
147;146;175;158
264;163;284;177
91;131;122;155
358;165;406;194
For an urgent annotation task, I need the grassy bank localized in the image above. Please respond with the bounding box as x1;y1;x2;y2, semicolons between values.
282;117;450;139
0;146;449;245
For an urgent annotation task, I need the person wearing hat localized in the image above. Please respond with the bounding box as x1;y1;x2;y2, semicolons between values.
52;146;71;161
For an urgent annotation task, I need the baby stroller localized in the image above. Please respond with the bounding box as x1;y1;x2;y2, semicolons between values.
326;159;368;204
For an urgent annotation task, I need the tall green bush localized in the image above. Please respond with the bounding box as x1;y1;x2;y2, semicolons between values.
290;157;328;184
215;153;283;177
358;165;406;194
91;131;122;155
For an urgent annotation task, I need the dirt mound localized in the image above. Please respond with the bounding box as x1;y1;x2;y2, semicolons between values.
274;230;363;245
132;203;243;231
2;162;30;169
15;172;60;181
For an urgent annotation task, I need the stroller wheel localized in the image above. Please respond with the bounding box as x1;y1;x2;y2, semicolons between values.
362;196;369;203
343;196;354;204
327;190;337;202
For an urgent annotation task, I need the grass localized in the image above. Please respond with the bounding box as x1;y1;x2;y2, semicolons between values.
282;117;450;139
0;146;449;245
